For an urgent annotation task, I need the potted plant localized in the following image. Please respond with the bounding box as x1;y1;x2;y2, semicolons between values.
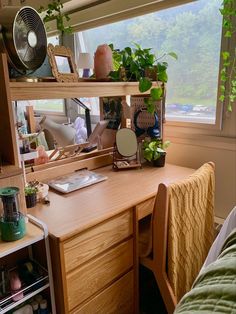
143;138;170;167
25;185;38;208
109;43;177;114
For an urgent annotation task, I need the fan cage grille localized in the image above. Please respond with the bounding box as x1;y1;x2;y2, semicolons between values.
13;6;47;70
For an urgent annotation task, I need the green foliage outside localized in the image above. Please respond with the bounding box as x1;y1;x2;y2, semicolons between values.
83;0;222;110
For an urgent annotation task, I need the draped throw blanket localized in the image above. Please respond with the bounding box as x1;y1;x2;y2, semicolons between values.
167;163;215;301
174;228;236;314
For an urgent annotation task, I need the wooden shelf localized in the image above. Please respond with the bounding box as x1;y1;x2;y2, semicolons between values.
9;81;157;101
0;165;22;179
0;221;44;258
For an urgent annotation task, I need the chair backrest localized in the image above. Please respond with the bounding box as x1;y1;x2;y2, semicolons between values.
152;162;215;303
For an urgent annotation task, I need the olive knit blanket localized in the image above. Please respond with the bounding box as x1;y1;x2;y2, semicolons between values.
174;228;236;313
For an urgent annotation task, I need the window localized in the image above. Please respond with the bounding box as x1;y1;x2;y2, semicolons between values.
33;35;65;114
75;0;223;126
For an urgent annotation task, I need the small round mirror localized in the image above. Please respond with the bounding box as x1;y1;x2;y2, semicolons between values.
116;128;138;157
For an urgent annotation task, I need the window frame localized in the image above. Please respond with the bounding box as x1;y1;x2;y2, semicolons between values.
165;22;225;130
33;99;67;117
73;0;226;130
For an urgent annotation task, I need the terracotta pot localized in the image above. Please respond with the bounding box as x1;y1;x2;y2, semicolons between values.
152;153;166;167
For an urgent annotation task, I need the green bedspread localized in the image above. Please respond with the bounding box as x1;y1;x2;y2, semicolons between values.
174;228;236;314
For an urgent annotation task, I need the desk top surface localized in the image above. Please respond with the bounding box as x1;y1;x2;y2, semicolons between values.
29;163;195;241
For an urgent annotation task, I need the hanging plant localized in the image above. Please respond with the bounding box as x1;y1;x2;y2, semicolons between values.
39;0;72;35
219;0;236;112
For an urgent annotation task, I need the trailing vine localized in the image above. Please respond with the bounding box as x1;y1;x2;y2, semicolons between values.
39;0;72;35
219;0;236;112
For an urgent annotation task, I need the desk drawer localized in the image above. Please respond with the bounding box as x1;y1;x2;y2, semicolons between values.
72;271;134;314
136;197;155;220
66;239;133;311
63;210;133;273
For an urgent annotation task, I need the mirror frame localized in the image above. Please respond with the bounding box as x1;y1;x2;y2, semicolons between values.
47;44;79;82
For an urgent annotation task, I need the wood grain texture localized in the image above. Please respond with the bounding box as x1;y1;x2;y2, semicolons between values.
0;54;19;166
137;197;155;220
26;106;36;133
25;147;113;173
0;221;43;258
26;153;113;182
9;81;158;101
49;237;67;314
0;165;22;178
63;209;133;272
28;164;195;241
72;271;134;314
66;239;133;311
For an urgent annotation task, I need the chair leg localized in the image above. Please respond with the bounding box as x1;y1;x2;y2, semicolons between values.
140;258;176;314
152;269;176;314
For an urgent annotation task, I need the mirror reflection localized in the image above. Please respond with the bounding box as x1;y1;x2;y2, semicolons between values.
116;128;137;157
16;96;121;168
55;56;72;73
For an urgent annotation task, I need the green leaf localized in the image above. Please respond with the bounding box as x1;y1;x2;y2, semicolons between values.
139;77;152;93
150;87;163;100
153;151;160;160
149;141;157;151
146;101;155;114
163;140;171;149
225;30;232;37
158;70;168;83
229;94;236;102
222;51;230;60
168;52;178;60
143;149;153;162
219;95;225;102
124;47;132;55
227;103;232;112
220;85;225;92
157;63;167;72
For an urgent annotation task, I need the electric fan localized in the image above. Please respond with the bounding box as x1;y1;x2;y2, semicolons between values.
0;6;47;73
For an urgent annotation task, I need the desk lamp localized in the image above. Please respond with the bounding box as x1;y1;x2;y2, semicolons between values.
39;116;76;147
77;53;94;78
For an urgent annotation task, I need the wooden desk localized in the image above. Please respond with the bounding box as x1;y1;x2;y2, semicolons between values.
29;163;195;314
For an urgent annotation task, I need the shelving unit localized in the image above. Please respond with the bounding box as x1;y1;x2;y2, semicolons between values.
0;215;56;314
9;81;158;101
0;51;165;313
0;221;44;259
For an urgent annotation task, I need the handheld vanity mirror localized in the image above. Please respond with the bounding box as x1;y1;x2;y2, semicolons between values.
113;128;141;170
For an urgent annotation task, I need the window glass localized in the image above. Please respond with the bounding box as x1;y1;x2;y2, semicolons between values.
33;35;65;113
77;0;222;124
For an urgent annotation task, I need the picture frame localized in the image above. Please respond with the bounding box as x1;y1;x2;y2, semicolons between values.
47;44;79;82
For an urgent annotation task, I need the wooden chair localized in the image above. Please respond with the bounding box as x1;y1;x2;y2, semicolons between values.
139;162;215;314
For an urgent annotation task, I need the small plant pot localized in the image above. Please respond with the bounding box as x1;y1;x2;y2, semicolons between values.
152;153;166;167
25;193;37;208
